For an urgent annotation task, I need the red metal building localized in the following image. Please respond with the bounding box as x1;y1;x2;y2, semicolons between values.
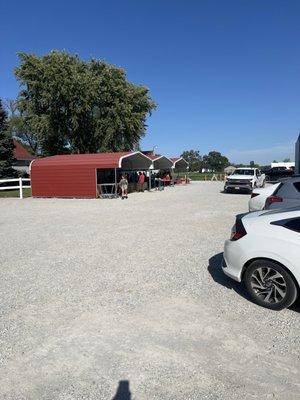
31;152;152;198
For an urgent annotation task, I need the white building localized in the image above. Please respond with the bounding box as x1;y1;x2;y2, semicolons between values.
271;161;295;169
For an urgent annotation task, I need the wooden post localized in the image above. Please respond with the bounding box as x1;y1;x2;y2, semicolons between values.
19;177;23;199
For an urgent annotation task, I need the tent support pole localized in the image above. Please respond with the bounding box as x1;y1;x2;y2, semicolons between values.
114;168;117;197
149;169;152;191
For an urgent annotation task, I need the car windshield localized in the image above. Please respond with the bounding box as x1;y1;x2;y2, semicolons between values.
233;169;254;175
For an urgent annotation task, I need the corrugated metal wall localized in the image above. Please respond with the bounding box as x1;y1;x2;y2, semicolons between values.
31;164;96;198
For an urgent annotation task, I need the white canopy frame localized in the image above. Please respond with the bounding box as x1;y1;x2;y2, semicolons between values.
116;152;153;193
173;157;189;172
151;155;173;170
118;151;153;170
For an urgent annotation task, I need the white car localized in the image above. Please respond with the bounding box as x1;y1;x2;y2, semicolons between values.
248;183;280;211
224;168;265;194
222;207;300;310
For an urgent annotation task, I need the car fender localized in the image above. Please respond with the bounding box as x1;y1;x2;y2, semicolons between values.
243;250;300;284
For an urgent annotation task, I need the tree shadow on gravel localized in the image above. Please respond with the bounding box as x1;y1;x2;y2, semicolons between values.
112;380;131;400
208;253;300;313
208;252;250;301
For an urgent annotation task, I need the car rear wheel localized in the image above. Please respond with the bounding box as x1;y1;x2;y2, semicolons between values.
244;260;298;310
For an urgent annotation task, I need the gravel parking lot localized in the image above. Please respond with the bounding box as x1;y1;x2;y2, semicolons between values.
0;182;299;400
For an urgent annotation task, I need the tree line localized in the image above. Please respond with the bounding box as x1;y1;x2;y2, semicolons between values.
0;100;17;178
180;149;230;172
180;150;293;173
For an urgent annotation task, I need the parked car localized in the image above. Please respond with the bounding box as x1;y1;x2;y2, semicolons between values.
264;176;300;210
224;168;265;194
248;183;280;211
264;166;294;182
222;207;300;310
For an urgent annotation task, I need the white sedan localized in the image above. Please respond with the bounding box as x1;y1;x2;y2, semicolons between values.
248;183;280;211
222;207;300;310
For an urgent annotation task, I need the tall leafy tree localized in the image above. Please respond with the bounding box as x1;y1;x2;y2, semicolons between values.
0;100;16;178
14;51;156;156
6;99;38;155
202;151;229;172
180;150;202;171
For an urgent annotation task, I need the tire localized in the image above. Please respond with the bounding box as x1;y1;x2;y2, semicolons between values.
244;260;298;310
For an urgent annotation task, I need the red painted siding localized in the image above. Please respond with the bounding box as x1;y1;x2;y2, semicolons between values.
31;164;97;198
31;153;130;198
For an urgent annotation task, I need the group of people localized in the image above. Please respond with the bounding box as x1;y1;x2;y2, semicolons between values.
118;171;146;199
118;170;173;199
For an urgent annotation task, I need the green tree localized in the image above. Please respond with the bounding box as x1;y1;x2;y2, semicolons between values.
180;150;202;171
14;51;156;155
283;158;291;162
6;99;38;155
249;160;260;168
202;151;229;172
0;100;16;178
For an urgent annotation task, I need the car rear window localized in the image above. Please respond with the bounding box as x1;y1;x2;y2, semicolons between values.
294;182;300;192
285;218;300;233
271;217;300;233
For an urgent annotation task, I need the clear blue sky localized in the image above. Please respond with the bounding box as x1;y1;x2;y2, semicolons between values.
1;0;300;163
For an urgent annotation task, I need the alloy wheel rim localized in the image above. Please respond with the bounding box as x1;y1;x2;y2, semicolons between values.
250;267;287;304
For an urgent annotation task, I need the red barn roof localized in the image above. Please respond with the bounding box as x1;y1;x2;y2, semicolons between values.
13;139;35;161
32;152;132;168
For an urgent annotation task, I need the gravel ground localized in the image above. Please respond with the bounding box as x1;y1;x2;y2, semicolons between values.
0;182;299;400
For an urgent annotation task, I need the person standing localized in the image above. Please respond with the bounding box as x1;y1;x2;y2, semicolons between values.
119;175;128;199
138;171;145;192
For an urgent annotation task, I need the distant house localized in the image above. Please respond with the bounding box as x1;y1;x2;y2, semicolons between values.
13;139;35;174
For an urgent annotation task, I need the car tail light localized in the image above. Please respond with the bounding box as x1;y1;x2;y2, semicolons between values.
265;195;283;208
251;192;259;198
230;218;247;241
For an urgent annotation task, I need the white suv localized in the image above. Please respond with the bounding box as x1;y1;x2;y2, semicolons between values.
224;168;265;194
222;207;300;310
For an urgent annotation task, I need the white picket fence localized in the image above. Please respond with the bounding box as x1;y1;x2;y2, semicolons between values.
0;178;31;199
